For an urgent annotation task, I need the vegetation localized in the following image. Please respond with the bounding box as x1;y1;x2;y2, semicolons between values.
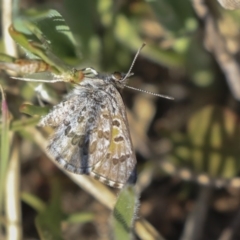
1;0;240;239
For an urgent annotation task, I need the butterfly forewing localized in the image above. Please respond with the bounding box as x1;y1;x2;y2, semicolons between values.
90;84;137;188
41;89;103;172
39;94;81;127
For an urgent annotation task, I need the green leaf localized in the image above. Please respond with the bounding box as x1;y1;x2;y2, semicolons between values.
9;25;62;74
13;9;78;63
21;192;46;212
114;15;185;67
62;0;99;58
164;105;240;185
0;86;11;212
147;0;197;34
35;179;65;240
111;185;138;240
64;212;94;224
19;103;49;116
10;117;40;132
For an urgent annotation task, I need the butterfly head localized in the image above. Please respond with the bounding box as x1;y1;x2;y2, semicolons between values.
109;43;145;89
110;71;134;89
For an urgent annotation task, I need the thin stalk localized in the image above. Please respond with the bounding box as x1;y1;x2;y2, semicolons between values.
5;137;22;240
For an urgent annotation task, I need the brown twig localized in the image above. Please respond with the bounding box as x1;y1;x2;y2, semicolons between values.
192;0;240;100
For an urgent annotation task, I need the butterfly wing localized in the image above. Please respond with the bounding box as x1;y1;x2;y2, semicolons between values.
42;89;108;173
39;93;81;127
90;85;137;188
41;83;136;188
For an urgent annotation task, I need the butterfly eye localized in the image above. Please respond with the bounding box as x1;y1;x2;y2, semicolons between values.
112;72;123;81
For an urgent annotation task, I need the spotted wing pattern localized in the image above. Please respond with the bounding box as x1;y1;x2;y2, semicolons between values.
90;84;137;188
39;78;136;188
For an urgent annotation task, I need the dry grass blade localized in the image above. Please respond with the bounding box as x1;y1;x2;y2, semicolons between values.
5;138;22;240
217;0;240;9
2;0;17;56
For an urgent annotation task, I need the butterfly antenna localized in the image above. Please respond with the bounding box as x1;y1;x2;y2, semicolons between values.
123;43;174;100
125;85;174;100
122;43;146;81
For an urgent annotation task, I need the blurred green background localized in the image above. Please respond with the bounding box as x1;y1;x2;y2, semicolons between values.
2;0;240;239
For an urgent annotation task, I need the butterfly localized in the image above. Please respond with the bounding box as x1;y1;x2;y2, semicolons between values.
38;68;137;188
